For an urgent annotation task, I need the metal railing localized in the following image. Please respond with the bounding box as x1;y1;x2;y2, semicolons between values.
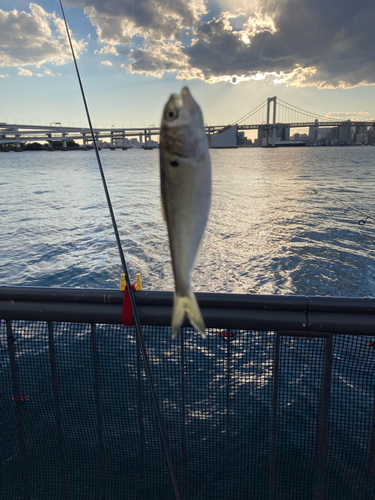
1;287;375;499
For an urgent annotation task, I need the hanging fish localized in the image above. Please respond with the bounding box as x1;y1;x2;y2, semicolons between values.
160;87;211;339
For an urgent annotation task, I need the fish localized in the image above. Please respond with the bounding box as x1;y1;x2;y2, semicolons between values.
160;87;211;339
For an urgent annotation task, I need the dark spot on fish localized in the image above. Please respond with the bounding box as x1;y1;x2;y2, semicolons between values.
170;160;179;167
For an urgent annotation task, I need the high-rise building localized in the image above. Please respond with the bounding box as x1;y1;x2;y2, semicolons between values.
338;122;352;144
318;128;331;140
237;131;248;146
309;119;319;143
280;126;290;141
330;127;339;143
356;133;368;145
257;126;268;147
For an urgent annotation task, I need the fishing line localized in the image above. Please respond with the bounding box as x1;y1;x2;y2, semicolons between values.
314;189;375;226
58;2;181;498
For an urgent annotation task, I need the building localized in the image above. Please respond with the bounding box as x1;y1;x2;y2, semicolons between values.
292;132;309;142
330;127;338;142
356;133;368;145
208;125;238;148
317;128;331;141
309;119;319;143
256;127;268;147
338;122;352;144
367;129;375;144
255;125;290;146
237;131;249;146
278;126;290;141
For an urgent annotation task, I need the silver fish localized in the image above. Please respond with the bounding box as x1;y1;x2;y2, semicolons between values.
160;87;211;339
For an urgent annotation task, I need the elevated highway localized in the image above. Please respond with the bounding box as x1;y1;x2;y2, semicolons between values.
1;120;374;149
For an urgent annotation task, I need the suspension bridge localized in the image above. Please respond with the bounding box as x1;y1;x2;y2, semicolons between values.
0;97;374;150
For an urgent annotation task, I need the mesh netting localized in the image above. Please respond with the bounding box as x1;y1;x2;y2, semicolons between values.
0;320;374;499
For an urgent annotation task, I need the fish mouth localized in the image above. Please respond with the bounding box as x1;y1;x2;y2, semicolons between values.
166;87;199;118
180;87;199;112
167;93;183;112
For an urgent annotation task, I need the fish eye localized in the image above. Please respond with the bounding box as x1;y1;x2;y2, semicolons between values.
165;109;178;121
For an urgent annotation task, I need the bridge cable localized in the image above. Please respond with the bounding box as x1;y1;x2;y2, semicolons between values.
232;100;268;126
58;2;182;499
277;102;313;123
277;98;340;122
278;99;334;121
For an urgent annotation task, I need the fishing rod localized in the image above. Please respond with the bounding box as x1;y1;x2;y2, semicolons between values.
58;2;181;498
314;189;375;226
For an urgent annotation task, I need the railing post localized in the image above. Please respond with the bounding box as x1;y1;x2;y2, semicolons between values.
314;334;333;500
90;324;107;498
366;388;375;499
48;322;70;500
6;320;30;500
181;328;188;498
226;331;233;499
270;331;280;500
136;327;146;495
274;331;333;500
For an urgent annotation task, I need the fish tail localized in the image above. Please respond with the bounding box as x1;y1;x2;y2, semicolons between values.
171;290;206;340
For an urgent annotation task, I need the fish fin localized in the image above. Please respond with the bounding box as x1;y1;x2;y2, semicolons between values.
161;197;166;222
171;291;206;340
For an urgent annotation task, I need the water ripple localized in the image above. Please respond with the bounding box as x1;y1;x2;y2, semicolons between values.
0;148;374;296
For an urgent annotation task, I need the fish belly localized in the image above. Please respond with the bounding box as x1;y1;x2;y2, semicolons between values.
161;152;211;338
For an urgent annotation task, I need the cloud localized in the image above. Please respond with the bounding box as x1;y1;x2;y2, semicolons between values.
329;111;371;116
325;110;375;121
4;0;374;89
18;67;45;77
66;0;207;43
101;60;113;66
72;0;375;89
128;41;191;78
18;68;33;76
178;2;375;88
95;45;119;55
127;13;283;82
0;73;9;78
0;3;87;69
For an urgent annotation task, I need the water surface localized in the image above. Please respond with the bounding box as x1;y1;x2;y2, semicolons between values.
1;147;374;296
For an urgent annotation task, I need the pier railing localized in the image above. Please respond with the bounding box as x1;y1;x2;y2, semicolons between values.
1;287;375;499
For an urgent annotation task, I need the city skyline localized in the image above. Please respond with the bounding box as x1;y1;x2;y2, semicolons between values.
1;0;375;136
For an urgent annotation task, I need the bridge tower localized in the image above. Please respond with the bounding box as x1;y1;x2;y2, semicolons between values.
267;96;277;146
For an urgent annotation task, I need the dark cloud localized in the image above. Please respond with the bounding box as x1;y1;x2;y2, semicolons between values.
127;0;375;88
128;41;190;77
250;0;375;87
185;19;295;77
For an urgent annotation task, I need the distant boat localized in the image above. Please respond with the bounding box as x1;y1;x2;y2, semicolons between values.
263;141;306;148
277;141;306;147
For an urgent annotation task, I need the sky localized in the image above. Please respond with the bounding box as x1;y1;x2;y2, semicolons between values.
1;0;375;135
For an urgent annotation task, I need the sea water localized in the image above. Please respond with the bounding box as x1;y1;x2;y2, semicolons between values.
1;146;374;296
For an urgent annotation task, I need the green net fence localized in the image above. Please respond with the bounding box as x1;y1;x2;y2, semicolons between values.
1;320;375;499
